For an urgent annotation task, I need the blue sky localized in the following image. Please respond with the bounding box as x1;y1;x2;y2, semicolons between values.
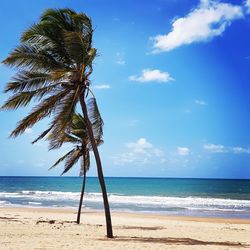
0;0;250;178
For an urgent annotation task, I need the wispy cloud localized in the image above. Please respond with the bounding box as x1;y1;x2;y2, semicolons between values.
129;69;174;83
128;119;139;127
245;0;250;13
204;143;250;154
185;109;192;114
93;84;111;90
195;99;207;105
152;0;243;53
127;138;153;153
116;52;125;65
24;128;33;134
177;147;190;156
112;138;165;165
116;59;125;65
204;143;225;153
232;147;250;154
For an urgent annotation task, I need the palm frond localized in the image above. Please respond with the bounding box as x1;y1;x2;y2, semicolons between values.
10;90;69;137
48;87;81;150
64;133;82;144
61;147;82;175
84;48;97;71
2;44;66;72
1;92;36;110
40;8;92;34
49;148;76;170
48;130;82;150
80;149;90;176
70;113;88;140
1;84;61;110
21;23;72;67
4;71;64;93
87;97;103;143
32;124;54;144
63;30;87;66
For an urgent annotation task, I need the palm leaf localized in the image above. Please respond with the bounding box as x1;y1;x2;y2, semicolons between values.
80;150;90;176
2;44;66;72
4;71;65;93
1;84;61;110
32;124;54;144
63;30;87;66
21;23;72;67
61;147;82;175
87;97;103;143
10;90;69;137
48;87;81;149
49;148;76;170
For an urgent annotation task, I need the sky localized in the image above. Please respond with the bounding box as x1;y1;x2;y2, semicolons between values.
0;0;250;178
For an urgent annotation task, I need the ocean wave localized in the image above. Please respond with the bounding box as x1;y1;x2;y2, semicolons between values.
27;202;42;205
0;191;250;212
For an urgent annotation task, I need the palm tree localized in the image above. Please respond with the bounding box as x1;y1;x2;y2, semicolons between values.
49;112;103;224
1;8;113;237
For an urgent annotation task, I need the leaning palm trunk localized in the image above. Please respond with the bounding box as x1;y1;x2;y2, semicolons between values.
79;94;113;238
77;166;86;224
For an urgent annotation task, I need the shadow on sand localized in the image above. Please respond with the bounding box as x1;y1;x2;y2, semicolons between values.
101;236;249;248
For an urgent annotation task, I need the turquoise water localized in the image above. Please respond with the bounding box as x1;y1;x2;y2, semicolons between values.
0;177;250;218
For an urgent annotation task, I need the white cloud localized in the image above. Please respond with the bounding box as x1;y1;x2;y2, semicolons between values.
204;144;250;154
195;100;207;105
232;147;250;154
24;128;33;134
93;84;111;90
177;147;190;156
152;0;243;52
127;138;153;153
129;69;174;83
204;143;225;153
116;59;125;65
112;138;165;165
245;0;250;13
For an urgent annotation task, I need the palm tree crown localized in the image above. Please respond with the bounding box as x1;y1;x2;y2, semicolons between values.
2;8;96;142
49;111;103;176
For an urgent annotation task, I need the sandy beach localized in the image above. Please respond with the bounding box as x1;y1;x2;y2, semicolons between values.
0;207;249;250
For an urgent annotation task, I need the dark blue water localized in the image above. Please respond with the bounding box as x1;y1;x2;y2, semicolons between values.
0;177;250;218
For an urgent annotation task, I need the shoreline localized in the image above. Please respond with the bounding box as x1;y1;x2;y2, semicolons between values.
1;206;250;224
1;207;250;249
1;205;250;222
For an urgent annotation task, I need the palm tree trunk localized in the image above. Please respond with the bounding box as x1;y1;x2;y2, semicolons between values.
79;95;113;238
76;166;86;224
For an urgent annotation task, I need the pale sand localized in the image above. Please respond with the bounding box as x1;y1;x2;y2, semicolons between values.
0;207;250;250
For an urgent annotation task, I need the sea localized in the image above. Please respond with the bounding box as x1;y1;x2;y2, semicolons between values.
0;177;250;219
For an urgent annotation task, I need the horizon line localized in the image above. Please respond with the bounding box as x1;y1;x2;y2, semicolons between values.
0;176;249;180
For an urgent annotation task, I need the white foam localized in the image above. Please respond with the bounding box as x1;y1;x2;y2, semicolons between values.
27;202;42;205
0;191;250;212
